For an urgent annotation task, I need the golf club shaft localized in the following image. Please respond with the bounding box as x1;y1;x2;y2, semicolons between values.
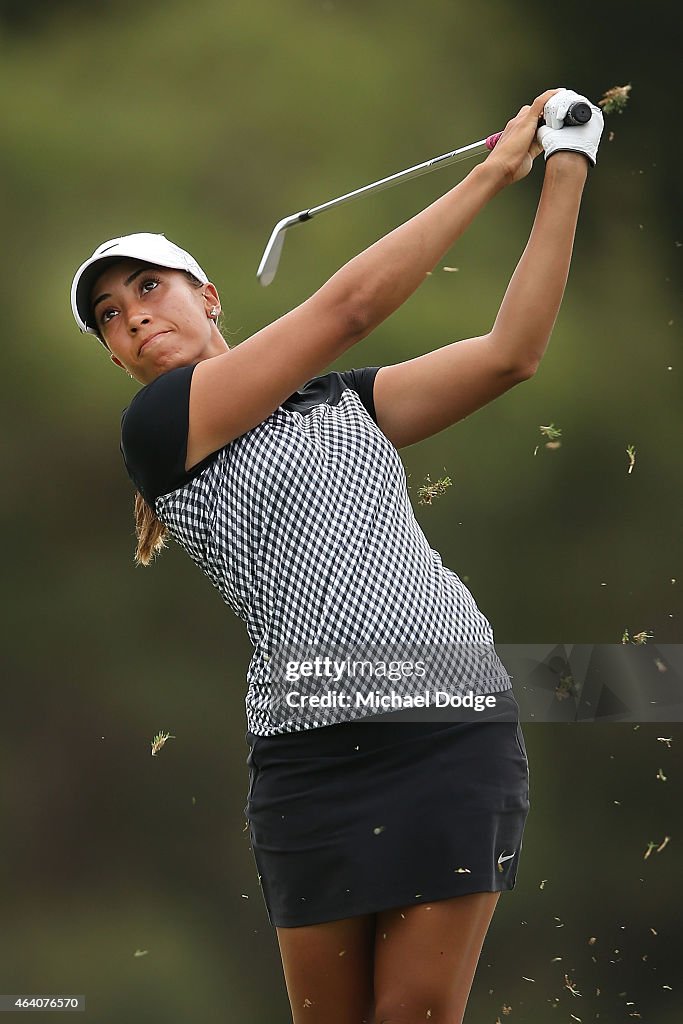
305;137;495;221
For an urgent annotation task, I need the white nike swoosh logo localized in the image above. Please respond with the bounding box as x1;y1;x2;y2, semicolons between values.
497;852;516;864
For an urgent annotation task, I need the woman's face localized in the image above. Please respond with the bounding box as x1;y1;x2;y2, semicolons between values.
89;258;224;383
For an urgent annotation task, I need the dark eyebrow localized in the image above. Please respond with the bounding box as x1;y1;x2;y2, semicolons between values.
92;267;150;312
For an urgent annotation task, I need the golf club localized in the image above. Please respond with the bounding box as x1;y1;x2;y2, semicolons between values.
256;100;592;286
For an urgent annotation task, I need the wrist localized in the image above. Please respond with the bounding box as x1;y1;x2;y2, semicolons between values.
544;150;591;178
473;157;510;195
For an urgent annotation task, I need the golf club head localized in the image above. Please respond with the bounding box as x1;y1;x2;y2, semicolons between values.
257;212;310;286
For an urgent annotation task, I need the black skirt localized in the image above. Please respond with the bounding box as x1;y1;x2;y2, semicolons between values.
243;688;530;927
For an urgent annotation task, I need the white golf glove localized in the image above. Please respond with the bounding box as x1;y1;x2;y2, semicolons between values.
537;88;604;167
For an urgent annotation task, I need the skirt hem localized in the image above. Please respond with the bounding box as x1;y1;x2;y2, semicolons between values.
268;874;518;928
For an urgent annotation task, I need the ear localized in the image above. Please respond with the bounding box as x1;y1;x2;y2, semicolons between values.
110;353;125;370
201;283;221;318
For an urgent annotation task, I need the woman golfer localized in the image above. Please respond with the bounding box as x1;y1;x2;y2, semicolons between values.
71;87;602;1024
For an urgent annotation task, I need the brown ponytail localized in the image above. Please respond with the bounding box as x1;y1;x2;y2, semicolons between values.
133;490;169;566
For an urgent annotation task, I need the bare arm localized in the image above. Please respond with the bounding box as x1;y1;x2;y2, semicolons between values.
372;151;590;449
489;151;589;375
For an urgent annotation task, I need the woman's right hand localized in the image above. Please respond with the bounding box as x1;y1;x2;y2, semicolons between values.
486;89;561;185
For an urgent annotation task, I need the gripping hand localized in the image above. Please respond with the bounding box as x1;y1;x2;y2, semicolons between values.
537;88;604;167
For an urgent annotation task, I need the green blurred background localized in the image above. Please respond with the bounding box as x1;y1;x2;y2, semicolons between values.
1;0;681;1020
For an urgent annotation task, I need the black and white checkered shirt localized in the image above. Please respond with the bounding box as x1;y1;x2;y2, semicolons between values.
121;363;512;736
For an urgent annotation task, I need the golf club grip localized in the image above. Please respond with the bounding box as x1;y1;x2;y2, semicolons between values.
485;100;593;151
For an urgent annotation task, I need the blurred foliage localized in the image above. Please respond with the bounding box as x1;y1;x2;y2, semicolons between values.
1;0;681;1021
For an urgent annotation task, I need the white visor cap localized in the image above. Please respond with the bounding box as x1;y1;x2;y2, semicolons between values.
71;232;209;342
